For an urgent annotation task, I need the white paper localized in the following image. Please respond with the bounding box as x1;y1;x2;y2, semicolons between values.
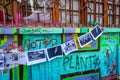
0;54;4;70
26;49;47;66
61;40;78;55
5;52;27;65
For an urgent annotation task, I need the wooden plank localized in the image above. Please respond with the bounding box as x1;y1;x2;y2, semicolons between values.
52;0;59;26
103;0;108;27
80;27;89;33
22;34;62;80
11;0;18;25
103;28;120;33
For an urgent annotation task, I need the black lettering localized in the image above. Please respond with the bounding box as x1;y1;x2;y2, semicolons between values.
63;57;69;70
76;55;80;70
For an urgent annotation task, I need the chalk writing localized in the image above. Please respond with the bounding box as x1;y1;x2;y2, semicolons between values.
63;54;100;71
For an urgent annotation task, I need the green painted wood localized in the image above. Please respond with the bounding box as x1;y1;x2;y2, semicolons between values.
23;66;27;80
80;28;89;33
104;28;120;33
0;28;1;34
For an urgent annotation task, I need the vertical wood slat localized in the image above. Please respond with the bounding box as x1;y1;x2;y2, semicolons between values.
94;0;96;22
71;0;73;26
52;0;59;26
80;0;86;26
103;0;108;27
65;0;67;27
112;0;115;26
78;0;80;24
11;0;18;25
69;0;72;23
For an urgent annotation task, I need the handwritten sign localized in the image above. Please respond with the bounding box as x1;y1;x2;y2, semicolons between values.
19;28;63;34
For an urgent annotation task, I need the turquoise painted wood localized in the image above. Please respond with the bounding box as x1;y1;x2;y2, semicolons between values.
103;28;120;33
22;34;62;80
0;28;120;80
118;45;120;75
0;72;10;80
22;32;118;80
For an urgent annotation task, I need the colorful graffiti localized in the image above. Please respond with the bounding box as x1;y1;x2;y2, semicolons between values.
0;28;120;80
0;35;18;49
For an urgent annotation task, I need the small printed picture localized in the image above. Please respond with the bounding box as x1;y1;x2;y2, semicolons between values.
46;46;63;61
90;25;103;40
78;32;93;48
0;54;4;70
26;49;47;65
61;40;78;55
5;52;27;65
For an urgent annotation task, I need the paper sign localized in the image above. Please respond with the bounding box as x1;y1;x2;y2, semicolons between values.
0;54;4;70
46;46;63;61
78;32;93;48
26;49;47;66
61;40;78;55
5;52;27;65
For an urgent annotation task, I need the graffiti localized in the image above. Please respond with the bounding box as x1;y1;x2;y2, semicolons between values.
0;35;18;49
103;47;117;76
23;35;61;51
63;54;100;71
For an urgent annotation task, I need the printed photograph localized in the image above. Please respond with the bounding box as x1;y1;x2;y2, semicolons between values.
5;52;27;65
46;46;63;61
78;32;93;48
90;25;103;40
27;49;47;65
61;40;78;55
0;54;4;70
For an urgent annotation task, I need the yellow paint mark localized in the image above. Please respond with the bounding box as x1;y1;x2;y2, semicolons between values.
73;34;80;48
75;28;80;33
89;28;93;32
